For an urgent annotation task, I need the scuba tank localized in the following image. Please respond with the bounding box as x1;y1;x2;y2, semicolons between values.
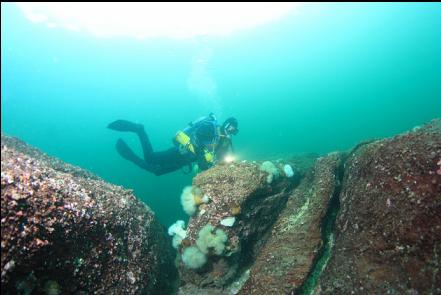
174;113;218;164
174;131;195;154
174;130;215;164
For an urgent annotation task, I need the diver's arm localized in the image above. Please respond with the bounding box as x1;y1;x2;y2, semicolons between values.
194;147;212;170
197;157;210;171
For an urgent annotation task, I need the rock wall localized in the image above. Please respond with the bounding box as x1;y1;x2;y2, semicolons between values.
2;118;440;295
176;119;440;295
315;119;441;294
1;134;177;295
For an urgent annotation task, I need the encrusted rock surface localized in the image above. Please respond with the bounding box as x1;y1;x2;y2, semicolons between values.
315;119;441;294
177;119;441;295
240;152;344;294
177;160;300;291
1;134;177;295
3;117;440;295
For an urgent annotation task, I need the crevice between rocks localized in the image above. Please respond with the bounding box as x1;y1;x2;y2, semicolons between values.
292;156;346;295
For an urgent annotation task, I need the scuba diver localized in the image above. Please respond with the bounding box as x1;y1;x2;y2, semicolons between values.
107;113;238;176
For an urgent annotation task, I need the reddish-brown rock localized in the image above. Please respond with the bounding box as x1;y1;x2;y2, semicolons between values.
315;119;441;294
1;134;177;295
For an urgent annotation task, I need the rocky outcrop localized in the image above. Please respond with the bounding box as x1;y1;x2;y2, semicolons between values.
315;119;441;294
176;160;300;292
1;134;177;295
2;117;440;295
240;152;344;294
176;119;440;295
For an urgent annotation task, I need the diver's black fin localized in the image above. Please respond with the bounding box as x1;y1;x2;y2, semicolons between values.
115;138;144;164
108;120;142;132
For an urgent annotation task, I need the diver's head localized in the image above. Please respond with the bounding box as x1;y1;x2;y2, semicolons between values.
221;117;238;137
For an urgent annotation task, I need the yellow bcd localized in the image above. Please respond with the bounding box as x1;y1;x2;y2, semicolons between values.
175;131;195;154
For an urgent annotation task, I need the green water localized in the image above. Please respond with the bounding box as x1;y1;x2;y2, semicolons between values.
2;3;441;226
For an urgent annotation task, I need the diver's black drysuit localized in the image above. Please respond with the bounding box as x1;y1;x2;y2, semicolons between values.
108;115;231;176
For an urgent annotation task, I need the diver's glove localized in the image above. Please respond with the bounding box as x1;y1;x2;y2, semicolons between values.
203;149;214;165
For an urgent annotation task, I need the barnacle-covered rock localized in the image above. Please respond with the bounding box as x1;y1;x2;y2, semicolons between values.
1;134;177;295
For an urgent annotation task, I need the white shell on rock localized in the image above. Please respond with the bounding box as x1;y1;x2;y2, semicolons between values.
220;217;236;227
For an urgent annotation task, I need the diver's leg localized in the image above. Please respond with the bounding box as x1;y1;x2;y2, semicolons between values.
146;148;189;176
108;119;153;161
109;120;186;175
133;125;154;162
116;141;187;176
116;142;184;175
115;139;149;170
115;139;168;175
108;120;143;132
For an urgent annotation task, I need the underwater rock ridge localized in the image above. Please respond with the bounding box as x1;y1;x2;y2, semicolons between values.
176;119;440;295
1;118;440;295
314;118;441;294
1;134;177;295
